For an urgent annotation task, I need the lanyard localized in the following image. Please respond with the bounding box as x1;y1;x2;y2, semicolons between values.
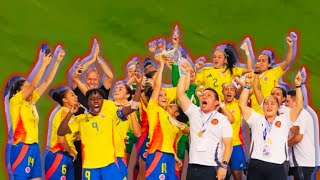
263;119;273;141
201;110;217;133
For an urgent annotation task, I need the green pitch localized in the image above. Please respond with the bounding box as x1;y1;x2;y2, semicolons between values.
1;0;319;178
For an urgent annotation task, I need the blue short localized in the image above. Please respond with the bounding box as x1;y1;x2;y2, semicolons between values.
229;145;247;171
82;162;122;180
44;150;74;180
117;157;128;179
136;132;149;161
9;142;41;179
146;151;178;180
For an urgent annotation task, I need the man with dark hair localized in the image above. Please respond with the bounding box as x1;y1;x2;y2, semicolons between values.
177;63;233;180
286;89;316;179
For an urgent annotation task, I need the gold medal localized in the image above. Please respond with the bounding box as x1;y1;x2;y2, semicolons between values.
198;130;203;137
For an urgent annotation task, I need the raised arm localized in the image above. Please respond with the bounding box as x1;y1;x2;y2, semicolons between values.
289;71;303;122
177;62;192;112
300;67;308;107
252;72;264;105
121;73;143;117
239;73;253;121
22;52;52;100
240;42;253;74
37;50;65;96
150;58;165;102
219;102;235;124
280;36;294;71
98;56;113;90
57;103;80;136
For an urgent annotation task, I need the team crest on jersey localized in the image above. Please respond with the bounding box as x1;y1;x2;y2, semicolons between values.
275;121;281;128
159;174;165;180
143;152;148;158
211;119;219;125
100;113;105;118
207;74;212;78
60;175;66;180
263;76;268;81
25;167;30;173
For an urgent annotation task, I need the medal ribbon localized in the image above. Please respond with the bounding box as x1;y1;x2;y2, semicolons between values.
200;110;218;133
263;119;273;141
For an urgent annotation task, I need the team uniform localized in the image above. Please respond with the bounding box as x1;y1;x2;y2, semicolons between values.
195;66;243;99
246;111;291;179
9;90;42;179
289;109;315;179
77;100;123;180
73;85;110;180
114;105;138;180
136;100;149;161
45;107;79;180
225;100;246;171
146;99;182;180
251;66;284;114
184;103;232;180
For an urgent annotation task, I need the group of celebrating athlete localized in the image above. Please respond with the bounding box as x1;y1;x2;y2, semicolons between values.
4;24;319;180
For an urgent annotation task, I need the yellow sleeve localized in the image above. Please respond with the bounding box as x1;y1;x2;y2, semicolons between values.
9;91;23;106
147;98;159;141
234;67;243;77
103;100;121;125
274;66;285;79
32;90;40;103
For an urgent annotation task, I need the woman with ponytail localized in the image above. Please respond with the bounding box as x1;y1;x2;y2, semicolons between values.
195;43;252;99
44;86;80;180
8;49;64;179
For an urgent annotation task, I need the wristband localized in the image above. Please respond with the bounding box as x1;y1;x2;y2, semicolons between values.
295;85;301;88
130;101;139;110
181;71;187;76
219;103;225;108
244;84;251;89
219;164;228;170
116;108;128;120
245;50;250;55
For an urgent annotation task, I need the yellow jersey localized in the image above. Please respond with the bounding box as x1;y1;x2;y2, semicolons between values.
251;66;284;114
113;111;134;158
49;107;79;154
147;98;181;154
77;100;119;168
10;90;40;144
225;100;243;146
195;66;243;99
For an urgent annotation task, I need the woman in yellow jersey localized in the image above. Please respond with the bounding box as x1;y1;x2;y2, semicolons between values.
44;86;79;180
250;36;294;114
8;49;64;180
221;83;247;180
145;57;188;180
195;43;252;99
58;73;142;180
113;81;141;180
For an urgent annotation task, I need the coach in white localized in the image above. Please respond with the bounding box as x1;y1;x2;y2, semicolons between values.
177;63;233;180
239;72;303;180
286;89;315;179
